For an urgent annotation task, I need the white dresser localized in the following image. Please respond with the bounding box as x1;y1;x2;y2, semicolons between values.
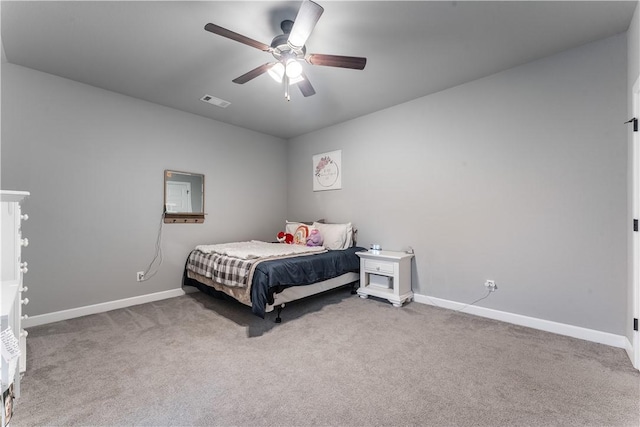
1;190;30;408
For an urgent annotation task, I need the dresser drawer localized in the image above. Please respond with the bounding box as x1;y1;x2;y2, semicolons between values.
363;259;394;274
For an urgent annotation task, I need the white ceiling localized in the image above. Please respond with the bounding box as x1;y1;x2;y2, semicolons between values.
1;1;637;139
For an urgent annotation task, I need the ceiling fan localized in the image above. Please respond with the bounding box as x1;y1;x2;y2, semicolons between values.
204;0;367;101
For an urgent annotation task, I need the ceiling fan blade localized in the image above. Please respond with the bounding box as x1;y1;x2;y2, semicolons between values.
296;73;316;97
205;23;271;52
287;1;324;49
232;63;275;84
306;54;367;70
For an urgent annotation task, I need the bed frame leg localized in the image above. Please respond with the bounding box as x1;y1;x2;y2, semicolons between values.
351;282;359;295
275;304;284;323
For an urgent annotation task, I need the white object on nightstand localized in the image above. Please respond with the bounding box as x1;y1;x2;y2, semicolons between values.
356;250;414;307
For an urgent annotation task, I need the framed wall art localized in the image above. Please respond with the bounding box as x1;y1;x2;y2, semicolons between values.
313;150;342;191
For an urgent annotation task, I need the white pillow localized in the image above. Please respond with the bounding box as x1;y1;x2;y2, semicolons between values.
312;222;353;250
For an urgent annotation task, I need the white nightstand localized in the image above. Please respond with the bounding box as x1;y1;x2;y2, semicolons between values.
356;250;414;307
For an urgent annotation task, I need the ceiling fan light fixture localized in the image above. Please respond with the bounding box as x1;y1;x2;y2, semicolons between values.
285;59;303;79
268;62;285;82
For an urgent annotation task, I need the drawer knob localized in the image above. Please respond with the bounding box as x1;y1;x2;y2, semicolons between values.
20;262;28;268
21;238;29;247
20;266;28;274
21;214;29;221
21;314;28;320
21;297;29;305
20;286;28;292
20;330;28;338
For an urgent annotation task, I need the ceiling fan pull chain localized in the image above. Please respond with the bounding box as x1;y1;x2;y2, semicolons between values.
284;75;291;101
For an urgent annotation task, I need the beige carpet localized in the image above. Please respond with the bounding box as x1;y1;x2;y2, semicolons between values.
13;288;640;426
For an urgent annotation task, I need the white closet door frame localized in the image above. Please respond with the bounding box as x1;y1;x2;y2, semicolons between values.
631;75;639;370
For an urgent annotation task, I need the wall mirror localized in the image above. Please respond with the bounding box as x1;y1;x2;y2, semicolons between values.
164;170;205;223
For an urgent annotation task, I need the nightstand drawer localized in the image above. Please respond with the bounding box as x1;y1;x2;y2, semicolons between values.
363;259;394;274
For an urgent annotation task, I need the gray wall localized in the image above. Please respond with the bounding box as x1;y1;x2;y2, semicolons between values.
1;64;288;316
287;34;628;335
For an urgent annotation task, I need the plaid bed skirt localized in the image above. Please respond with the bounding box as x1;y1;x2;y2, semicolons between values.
186;249;255;288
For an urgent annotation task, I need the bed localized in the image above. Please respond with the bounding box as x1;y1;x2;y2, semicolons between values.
183;221;365;321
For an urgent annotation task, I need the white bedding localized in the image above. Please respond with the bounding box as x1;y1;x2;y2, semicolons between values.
195;240;326;260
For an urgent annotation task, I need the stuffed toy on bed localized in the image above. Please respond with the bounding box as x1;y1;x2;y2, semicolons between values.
306;229;323;247
277;231;294;244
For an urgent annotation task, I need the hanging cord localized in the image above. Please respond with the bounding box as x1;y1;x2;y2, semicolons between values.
419;288;494;312
141;207;165;281
455;290;493;313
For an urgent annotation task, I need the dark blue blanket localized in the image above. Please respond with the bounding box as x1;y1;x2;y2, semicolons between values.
250;246;365;318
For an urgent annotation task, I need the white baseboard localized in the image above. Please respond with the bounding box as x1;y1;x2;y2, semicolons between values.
413;293;629;349
23;288;188;328
624;336;634;365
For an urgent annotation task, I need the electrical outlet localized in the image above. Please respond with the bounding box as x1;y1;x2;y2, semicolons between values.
137;271;145;282
484;280;497;291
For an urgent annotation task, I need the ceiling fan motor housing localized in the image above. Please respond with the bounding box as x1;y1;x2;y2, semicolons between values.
280;19;294;34
271;21;306;61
